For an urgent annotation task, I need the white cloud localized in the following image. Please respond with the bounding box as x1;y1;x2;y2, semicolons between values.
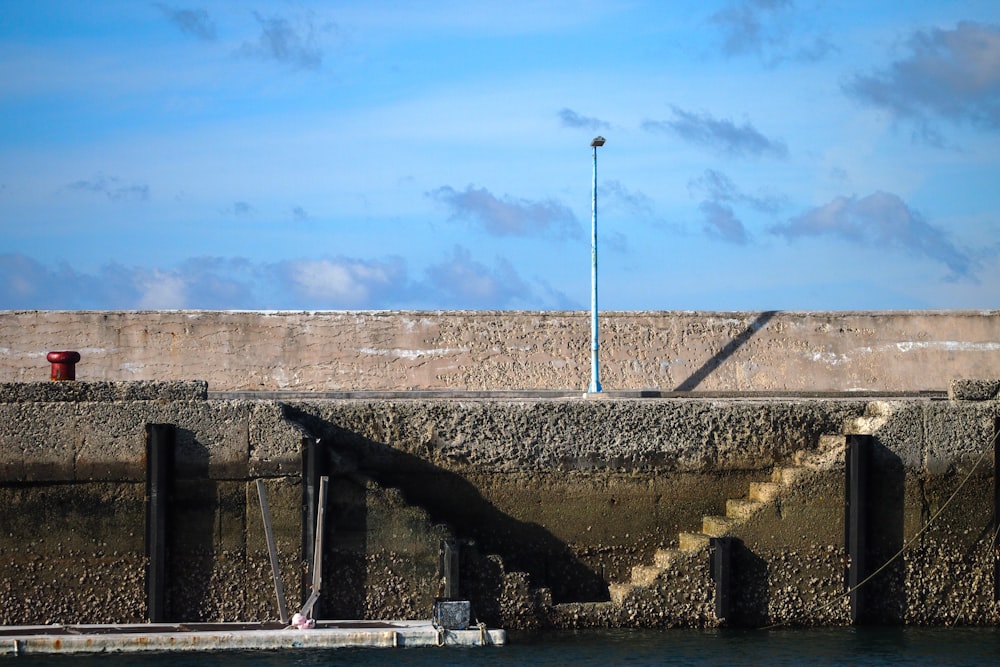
429;185;581;239
700;201;750;245
138;271;188;309
238;11;326;70
423;245;533;308
772;191;975;279
155;4;217;41
643;107;788;159
66;175;149;202
281;258;403;306
558;108;611;131
845;21;1000;142
709;0;835;65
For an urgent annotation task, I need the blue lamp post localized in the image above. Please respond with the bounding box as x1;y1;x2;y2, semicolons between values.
588;136;605;393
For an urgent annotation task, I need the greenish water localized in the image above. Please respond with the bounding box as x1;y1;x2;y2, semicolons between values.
9;627;1000;666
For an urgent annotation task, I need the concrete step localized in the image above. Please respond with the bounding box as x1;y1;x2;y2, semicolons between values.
726;498;763;520
792;436;847;469
678;532;711;552
819;433;846;449
772;466;803;485
653;548;681;569
630;564;663;587
804;434;849;468
533;587;553;607
560;600;615;615
609;548;683;604
843;417;871;434
844;404;890;434
608;582;633;606
749;481;781;502
702;515;737;537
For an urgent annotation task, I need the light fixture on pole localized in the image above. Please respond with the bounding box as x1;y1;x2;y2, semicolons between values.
588;136;605;394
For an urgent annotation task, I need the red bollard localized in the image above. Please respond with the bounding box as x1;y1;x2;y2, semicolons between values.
47;351;81;381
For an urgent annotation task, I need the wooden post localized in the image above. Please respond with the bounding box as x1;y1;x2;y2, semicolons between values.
145;423;175;623
710;536;733;623
301;436;324;612
994;417;1000;603
441;539;460;599
846;434;872;624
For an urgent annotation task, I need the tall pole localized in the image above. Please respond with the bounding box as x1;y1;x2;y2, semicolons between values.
589;136;605;393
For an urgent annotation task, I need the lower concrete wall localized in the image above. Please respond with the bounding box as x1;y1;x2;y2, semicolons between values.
0;382;306;624
2;310;999;392
1;381;999;628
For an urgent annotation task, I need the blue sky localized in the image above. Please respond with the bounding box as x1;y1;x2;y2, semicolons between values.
2;1;1000;310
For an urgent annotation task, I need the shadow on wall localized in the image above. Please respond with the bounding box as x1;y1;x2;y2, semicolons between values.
285;406;610;609
731;542;770;627
301;440;369;620
858;439;906;625
675;311;778;392
167;427;218;620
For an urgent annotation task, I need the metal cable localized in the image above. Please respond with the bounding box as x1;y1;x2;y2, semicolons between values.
761;426;998;629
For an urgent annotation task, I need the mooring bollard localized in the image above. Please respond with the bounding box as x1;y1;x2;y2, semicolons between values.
47;350;81;381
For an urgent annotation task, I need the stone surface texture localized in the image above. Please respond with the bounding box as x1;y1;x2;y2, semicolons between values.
2;310;999;392
951;378;1000;401
2;307;998;628
2;375;999;629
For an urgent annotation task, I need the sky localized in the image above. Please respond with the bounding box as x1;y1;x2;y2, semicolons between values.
2;1;1000;312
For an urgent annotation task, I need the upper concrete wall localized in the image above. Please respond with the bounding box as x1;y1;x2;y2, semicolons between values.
2;310;998;392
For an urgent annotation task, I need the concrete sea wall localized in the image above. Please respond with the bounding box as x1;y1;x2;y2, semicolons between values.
2;379;998;628
2;310;999;391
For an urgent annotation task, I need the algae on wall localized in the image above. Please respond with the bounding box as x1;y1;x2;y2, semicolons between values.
0;383;306;625
1;381;998;628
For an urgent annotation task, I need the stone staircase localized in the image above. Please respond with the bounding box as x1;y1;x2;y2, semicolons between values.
291;401;896;625
286;412;550;626
328;475;555;627
608;428;862;606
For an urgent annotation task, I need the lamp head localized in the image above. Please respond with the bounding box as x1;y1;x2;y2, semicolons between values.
590;136;606;148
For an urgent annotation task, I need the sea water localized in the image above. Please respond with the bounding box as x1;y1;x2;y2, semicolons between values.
7;627;1000;666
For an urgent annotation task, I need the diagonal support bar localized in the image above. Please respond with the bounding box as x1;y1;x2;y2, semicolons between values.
300;475;329;619
256;479;289;624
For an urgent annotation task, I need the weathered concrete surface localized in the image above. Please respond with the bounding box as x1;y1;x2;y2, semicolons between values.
282;395;1000;628
952;378;1000;401
0;380;207;403
0;388;293;482
1;380;999;629
0;389;307;625
2;310;999;392
3;621;507;654
280;397;866;602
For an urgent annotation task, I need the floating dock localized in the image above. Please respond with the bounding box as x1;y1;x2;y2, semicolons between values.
2;620;506;655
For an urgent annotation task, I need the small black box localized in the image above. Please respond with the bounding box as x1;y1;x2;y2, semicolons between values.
432;599;471;630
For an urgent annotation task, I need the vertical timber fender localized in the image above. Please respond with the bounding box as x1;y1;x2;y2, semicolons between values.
145;423;175;623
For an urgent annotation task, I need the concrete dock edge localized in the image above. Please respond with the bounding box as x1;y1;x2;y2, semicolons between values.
3;621;507;655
